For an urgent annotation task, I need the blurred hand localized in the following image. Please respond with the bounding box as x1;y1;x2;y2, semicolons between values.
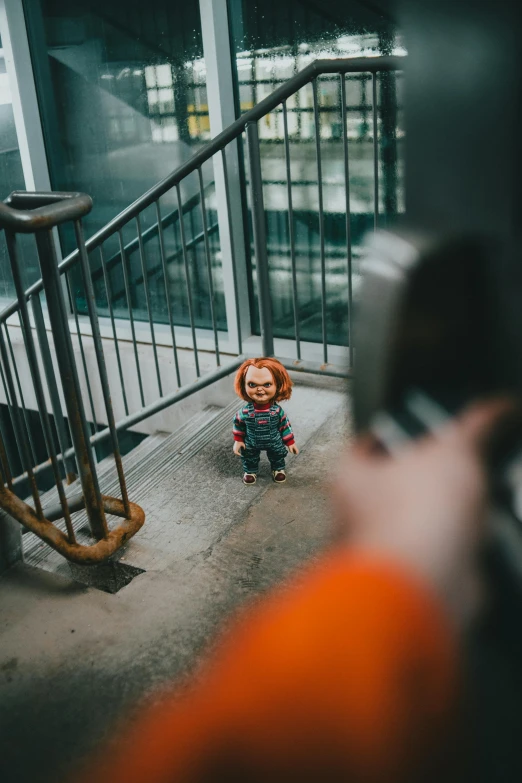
233;441;245;456
289;444;299;455
333;398;517;625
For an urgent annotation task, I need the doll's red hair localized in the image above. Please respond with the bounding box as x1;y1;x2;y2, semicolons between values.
234;357;293;402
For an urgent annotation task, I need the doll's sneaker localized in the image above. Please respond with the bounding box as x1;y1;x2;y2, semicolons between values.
272;470;286;483
243;473;257;485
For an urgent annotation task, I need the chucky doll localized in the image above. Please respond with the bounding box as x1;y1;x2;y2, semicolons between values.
232;358;299;485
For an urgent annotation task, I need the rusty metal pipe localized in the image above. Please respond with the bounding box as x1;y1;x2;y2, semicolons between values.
34;229;108;540
0;484;144;564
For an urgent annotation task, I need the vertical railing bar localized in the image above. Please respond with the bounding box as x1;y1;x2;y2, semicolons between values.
340;73;354;370
99;245;129;416
176;182;200;377
8;310;77;542
197;166;220;366
0;353;17;489
0;447;7;488
135;214;163;398
312;78;328;365
66;272;99;435
246;121;274;358
74;222;130;516
220;145;243;355
188;207;201;322
35;229;106;540
4;321;38;467
118;229;146;408
372;70;379;231
155;200;182;387
0;317;42;512
4;232;73;527
282;100;301;360
0;423;13;489
30;292;78;482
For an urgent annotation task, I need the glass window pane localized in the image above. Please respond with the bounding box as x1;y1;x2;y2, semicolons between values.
230;0;404;348
29;0;218;328
0;49;30;299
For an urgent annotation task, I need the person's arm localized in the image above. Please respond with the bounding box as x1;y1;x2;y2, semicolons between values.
78;552;457;783
77;398;513;783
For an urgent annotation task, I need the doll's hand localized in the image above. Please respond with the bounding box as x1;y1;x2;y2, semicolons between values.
289;444;299;455
233;441;245;456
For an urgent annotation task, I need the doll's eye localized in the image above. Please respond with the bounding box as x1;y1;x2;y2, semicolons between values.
264;382;272;387
248;382;257;387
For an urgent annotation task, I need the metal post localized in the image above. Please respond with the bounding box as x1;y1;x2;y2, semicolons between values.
119;229;145;408
199;0;251;354
340;74;354;369
176;183;200;377
378;32;398;219
31;294;77;482
2;234;75;537
198;166;220;365
99;245;130;415
282;100;301;360
312;79;328;364
246;122;274;358
0;0;51;191
66;272;99;434
221;147;244;354
135;214;163;397
34;229;108;540
73;220;130;516
155;201;182;388
372;72;379;230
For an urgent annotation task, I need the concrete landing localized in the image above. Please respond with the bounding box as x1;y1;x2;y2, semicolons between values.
0;373;350;783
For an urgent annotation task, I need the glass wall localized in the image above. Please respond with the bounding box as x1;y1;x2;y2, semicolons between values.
0;36;32;299
229;0;405;347
26;0;225;331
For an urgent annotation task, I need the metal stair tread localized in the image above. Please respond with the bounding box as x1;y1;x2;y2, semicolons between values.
92;431;169;477
22;402;237;571
30;406;220;514
90;401;237;507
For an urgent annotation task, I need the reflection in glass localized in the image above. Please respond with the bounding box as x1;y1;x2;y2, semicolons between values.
230;0;405;348
0;46;32;299
30;0;222;329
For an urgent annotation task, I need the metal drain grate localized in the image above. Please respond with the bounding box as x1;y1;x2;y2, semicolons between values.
67;561;145;594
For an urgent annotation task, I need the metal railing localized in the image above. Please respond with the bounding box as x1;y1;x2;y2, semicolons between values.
0;192;144;563
0;55;402;561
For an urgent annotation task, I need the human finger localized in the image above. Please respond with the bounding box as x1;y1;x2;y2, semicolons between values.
451;397;521;457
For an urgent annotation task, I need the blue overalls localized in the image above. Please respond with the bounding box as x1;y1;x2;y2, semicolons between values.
241;403;288;474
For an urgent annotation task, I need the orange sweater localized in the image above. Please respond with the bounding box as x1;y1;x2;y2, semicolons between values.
80;551;458;783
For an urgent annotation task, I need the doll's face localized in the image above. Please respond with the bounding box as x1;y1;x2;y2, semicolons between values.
244;366;276;404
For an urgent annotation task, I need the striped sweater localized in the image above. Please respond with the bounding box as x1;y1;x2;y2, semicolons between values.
233;402;295;447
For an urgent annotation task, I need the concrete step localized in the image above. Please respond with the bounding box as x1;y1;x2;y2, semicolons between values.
21;376;348;584
32;407;218;514
22;403;234;573
93;430;170;480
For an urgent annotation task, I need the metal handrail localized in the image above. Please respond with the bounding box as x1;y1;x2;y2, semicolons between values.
0;191;92;233
0;192;145;563
0;55;402;323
